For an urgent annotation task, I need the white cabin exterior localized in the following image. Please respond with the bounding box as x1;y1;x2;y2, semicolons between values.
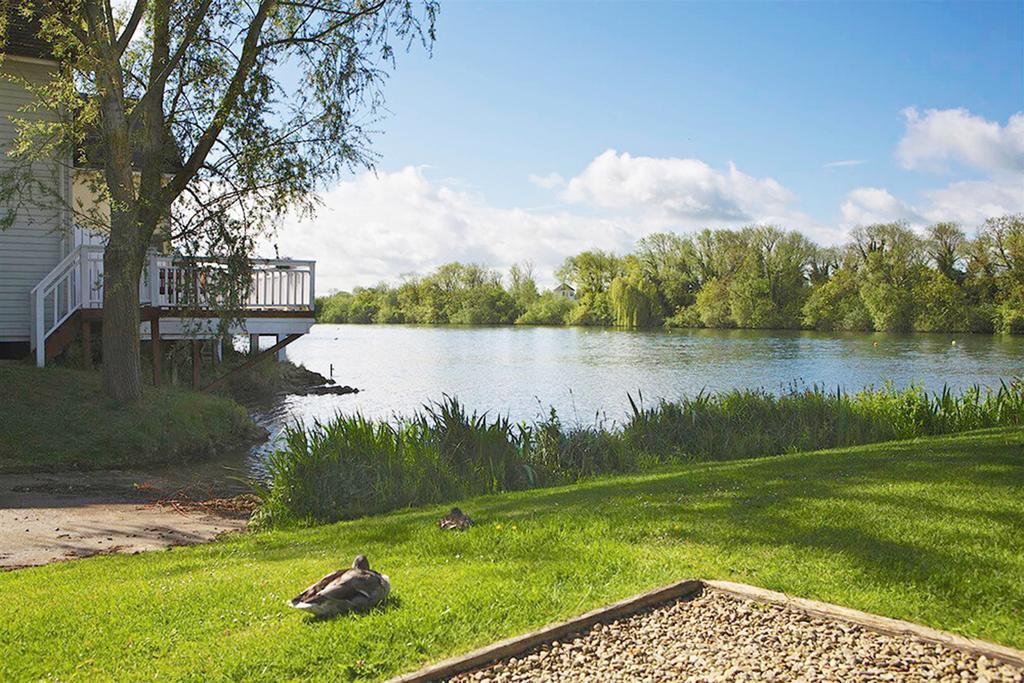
1;26;315;369
0;56;68;346
554;283;577;301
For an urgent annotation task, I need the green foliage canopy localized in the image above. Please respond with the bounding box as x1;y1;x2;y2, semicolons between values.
316;216;1024;335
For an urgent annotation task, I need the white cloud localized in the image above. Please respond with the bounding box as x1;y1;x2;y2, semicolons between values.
918;179;1024;225
896;107;1024;174
269;131;1022;292
840;179;1024;229
528;172;565;189
824;159;865;168
271;167;640;291
562;149;794;222
840;187;919;226
839;107;1024;230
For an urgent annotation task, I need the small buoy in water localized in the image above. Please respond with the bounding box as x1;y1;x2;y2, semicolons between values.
951;340;957;346
873;341;878;347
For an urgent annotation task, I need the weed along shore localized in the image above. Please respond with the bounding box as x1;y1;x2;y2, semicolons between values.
256;382;1024;526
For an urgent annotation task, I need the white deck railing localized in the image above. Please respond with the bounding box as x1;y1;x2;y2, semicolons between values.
147;255;315;311
30;246;315;366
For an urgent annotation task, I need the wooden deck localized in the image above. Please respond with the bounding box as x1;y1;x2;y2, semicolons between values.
30;245;315;367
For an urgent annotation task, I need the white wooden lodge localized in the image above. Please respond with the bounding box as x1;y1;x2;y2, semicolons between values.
0;16;315;383
554;283;577;300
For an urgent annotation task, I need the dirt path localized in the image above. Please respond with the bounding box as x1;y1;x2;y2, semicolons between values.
0;468;256;570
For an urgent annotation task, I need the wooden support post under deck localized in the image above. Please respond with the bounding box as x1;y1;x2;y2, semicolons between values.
81;319;92;369
202;334;302;393
192;339;201;389
151;316;162;386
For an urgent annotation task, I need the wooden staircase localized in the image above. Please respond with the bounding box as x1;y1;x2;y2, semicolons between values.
43;310;82;362
42;310;101;363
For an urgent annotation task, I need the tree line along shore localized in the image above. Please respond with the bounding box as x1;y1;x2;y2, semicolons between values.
316;216;1024;334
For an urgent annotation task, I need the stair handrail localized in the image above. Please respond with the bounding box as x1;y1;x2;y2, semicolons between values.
29;246;82;301
30;245;86;366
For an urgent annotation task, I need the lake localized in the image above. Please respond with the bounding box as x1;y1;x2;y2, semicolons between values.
252;325;1024;453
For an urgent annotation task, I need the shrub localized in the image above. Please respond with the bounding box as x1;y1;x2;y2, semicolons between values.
516;291;575;325
914;271;970;332
664;304;703;328
695;278;733;328
802;270;873;331
861;279;918;332
996;285;1024;334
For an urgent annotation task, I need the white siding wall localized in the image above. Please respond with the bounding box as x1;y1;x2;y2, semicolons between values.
0;58;68;341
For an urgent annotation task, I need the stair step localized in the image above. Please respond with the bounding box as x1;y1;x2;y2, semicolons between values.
44;311;82;362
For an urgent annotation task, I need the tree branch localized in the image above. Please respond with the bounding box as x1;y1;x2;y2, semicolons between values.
165;0;276;200
102;0;118;47
127;0;213;129
38;0;90;47
258;0;388;50
114;0;147;55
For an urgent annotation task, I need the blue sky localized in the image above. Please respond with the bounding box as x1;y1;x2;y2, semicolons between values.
279;1;1024;290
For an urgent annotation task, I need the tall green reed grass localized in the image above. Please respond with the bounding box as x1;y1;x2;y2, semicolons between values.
255;381;1024;527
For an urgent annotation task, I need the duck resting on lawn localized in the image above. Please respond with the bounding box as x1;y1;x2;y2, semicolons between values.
439;506;474;531
289;555;390;618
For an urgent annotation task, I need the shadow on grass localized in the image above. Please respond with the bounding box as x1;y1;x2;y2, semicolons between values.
448;429;1024;592
301;593;405;626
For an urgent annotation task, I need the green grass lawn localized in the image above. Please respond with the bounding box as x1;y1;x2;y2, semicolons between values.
0;362;261;472
2;428;1023;681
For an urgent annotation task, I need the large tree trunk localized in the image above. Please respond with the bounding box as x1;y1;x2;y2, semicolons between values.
101;235;145;402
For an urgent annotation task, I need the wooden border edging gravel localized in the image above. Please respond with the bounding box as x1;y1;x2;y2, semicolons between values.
386;579;1024;682
385;579;704;683
706;580;1024;669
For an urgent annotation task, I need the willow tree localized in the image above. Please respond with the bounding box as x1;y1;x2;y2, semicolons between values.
0;0;436;401
609;273;657;329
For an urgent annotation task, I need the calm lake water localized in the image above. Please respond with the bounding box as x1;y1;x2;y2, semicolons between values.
249;325;1024;454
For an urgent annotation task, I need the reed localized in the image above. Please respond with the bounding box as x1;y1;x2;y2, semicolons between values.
255;380;1024;526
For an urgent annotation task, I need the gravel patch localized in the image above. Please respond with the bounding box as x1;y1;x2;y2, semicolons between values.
450;590;1024;682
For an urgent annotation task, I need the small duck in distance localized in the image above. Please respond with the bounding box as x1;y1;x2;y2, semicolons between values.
290;555;390;618
439;507;474;531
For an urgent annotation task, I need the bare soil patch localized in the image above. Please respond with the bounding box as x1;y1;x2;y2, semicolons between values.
0;468;253;570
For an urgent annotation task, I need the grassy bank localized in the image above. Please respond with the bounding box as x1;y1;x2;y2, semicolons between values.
1;428;1022;680
258;382;1024;525
216;352;333;404
0;362;263;472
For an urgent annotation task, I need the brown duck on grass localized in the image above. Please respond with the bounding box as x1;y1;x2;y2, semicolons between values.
289;555;390;618
439;507;474;531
